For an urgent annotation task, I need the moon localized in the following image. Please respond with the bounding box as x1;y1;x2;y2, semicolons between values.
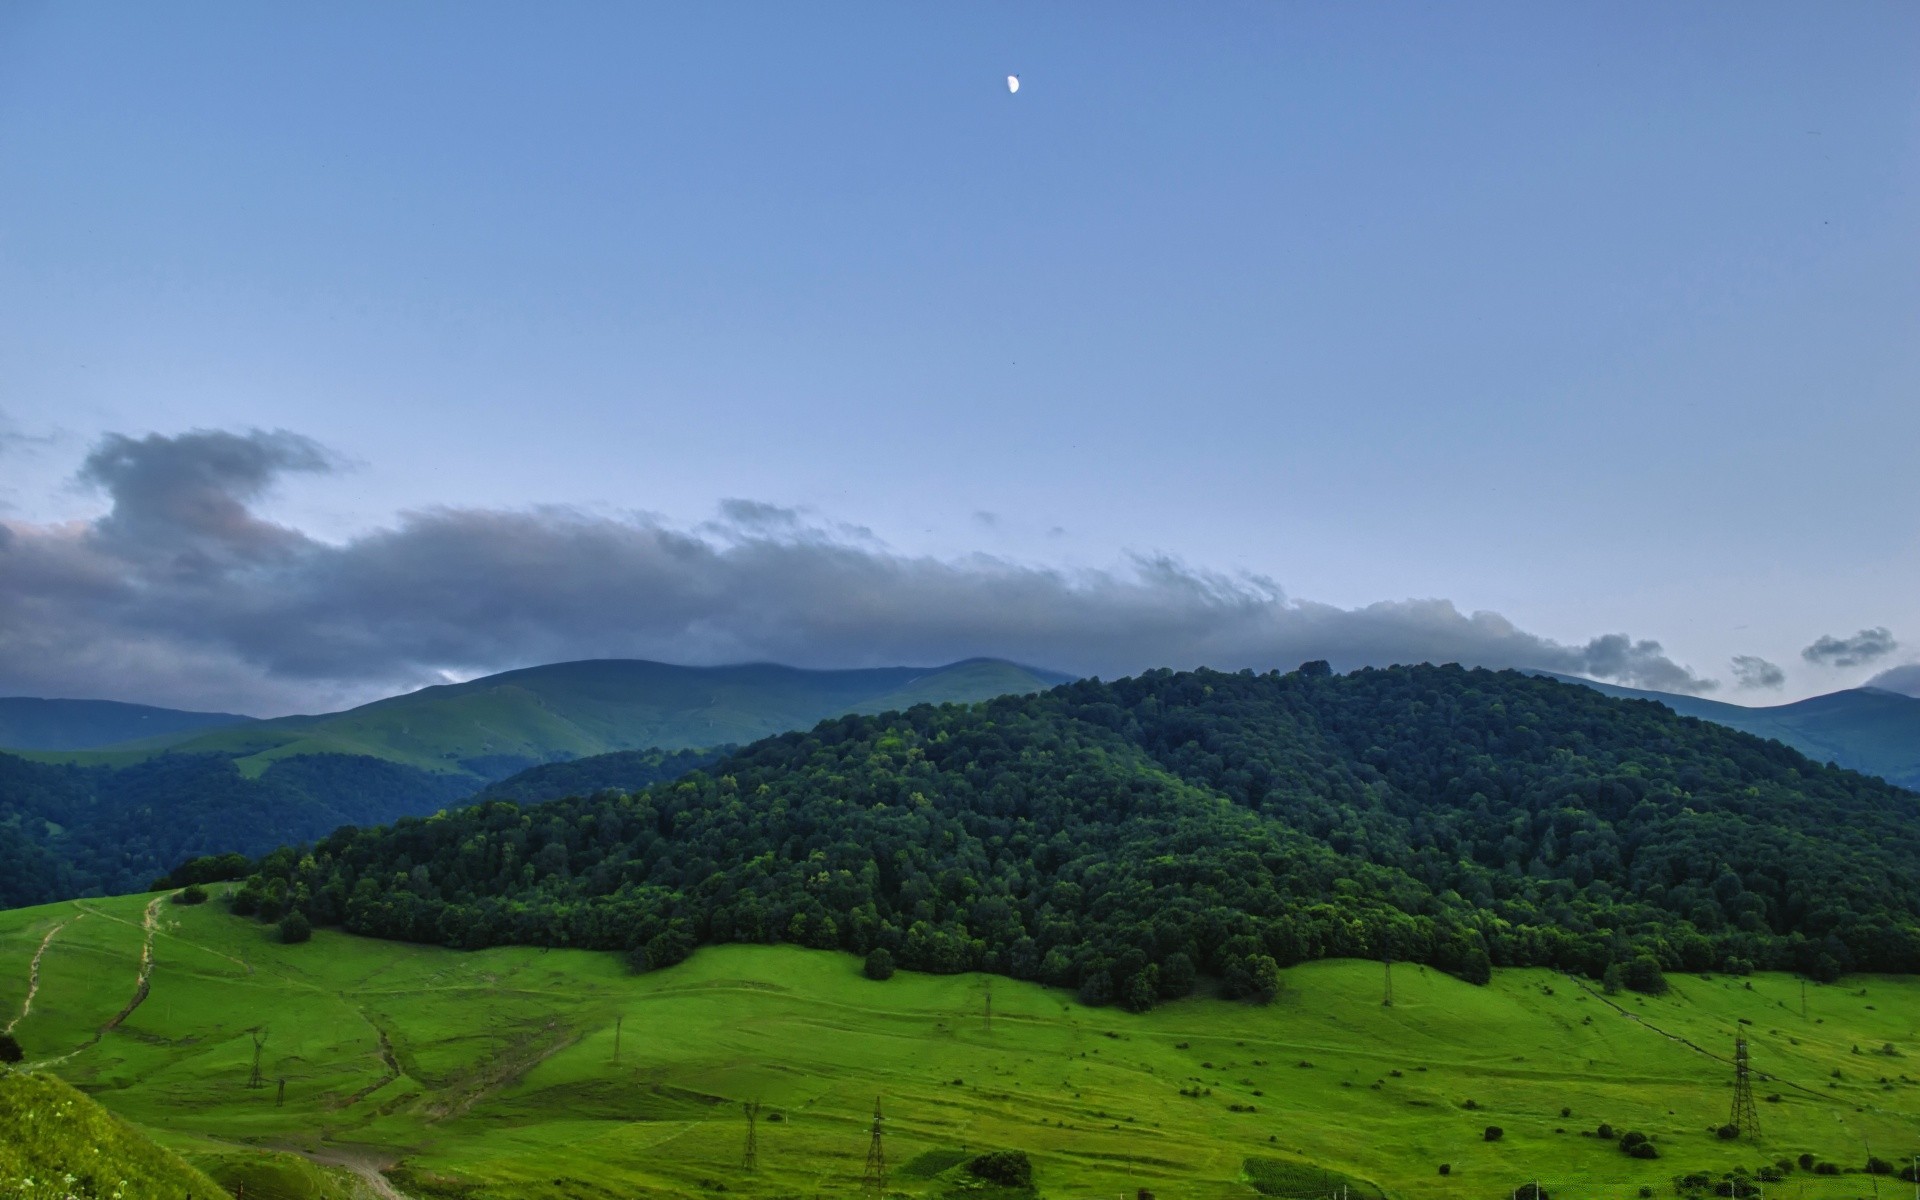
1006;74;1020;94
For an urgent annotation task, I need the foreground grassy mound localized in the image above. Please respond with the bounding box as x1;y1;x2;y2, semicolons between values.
0;1068;225;1199
3;894;1917;1199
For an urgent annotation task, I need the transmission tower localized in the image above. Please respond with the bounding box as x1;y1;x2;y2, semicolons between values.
741;1100;760;1171
247;1031;267;1090
984;978;993;1034
1729;1037;1761;1141
1382;953;1394;1008
862;1095;887;1199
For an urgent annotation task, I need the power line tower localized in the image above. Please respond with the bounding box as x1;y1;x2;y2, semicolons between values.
1382;952;1394;1008
741;1100;760;1171
247;1031;267;1090
984;978;993;1034
1729;1037;1761;1141
862;1095;887;1199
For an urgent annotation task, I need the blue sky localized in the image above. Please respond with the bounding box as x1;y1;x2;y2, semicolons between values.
1;2;1915;711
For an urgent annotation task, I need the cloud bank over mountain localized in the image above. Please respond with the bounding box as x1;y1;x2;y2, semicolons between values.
1;428;1727;713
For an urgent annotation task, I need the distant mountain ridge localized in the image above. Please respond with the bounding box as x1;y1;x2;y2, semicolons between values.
25;657;1070;781
1536;673;1920;791
0;697;254;751
0;657;1070;907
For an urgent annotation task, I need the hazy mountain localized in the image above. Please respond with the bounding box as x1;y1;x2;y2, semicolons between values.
0;697;254;751
1537;673;1920;791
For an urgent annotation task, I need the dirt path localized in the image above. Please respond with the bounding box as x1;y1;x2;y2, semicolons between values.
100;895;164;1033
284;1145;417;1200
31;898;164;1067
5;918;73;1036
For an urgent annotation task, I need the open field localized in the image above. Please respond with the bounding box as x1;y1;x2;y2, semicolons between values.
3;892;1917;1199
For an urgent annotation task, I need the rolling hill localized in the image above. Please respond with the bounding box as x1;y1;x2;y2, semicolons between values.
0;697;254;752
1539;673;1920;791
3;891;1916;1200
0;658;1069;908
244;664;1920;1002
31;657;1069;780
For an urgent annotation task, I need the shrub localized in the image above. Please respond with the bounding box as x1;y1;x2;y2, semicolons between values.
625;944;652;974
1595;1122;1615;1139
1716;1124;1740;1140
1512;1184;1549;1200
1438;1164;1451;1176
171;884;208;905
1484;1126;1504;1142
966;1151;1033;1188
1624;954;1670;996
0;1032;22;1064
863;948;896;981
278;910;313;944
1798;1154;1815;1171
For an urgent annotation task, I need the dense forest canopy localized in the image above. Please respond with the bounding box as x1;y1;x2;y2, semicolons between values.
229;664;1920;1008
0;752;474;906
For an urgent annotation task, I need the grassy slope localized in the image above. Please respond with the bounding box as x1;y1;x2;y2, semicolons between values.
0;698;255;753
26;659;1063;780
3;895;1916;1200
1541;674;1920;791
0;1069;228;1199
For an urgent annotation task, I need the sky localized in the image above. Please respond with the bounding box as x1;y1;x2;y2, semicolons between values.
1;2;1916;715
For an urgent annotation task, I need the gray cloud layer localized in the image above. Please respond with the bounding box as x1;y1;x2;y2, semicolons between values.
1866;664;1920;698
0;429;1722;714
1729;655;1786;690
1801;627;1898;669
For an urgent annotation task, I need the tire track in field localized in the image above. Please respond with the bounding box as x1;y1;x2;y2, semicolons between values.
5;918;75;1035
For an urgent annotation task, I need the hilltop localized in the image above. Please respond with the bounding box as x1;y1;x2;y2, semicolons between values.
244;663;1920;1005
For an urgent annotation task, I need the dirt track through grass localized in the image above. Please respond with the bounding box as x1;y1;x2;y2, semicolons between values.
5;918;71;1035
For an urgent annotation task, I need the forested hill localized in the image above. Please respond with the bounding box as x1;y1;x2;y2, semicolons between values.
237;664;1920;1010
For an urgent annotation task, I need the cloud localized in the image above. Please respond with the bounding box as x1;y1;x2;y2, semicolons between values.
0;428;1722;713
1801;627;1898;669
1729;655;1785;690
1866;664;1920;698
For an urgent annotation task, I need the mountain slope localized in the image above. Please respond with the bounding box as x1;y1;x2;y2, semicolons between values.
0;659;1068;909
0;1069;225;1199
0;697;253;752
244;664;1920;1010
0;751;476;907
10;892;1919;1200
45;658;1067;780
1539;673;1920;790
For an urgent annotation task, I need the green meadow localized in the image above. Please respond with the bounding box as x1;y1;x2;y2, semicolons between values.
3;892;1917;1200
